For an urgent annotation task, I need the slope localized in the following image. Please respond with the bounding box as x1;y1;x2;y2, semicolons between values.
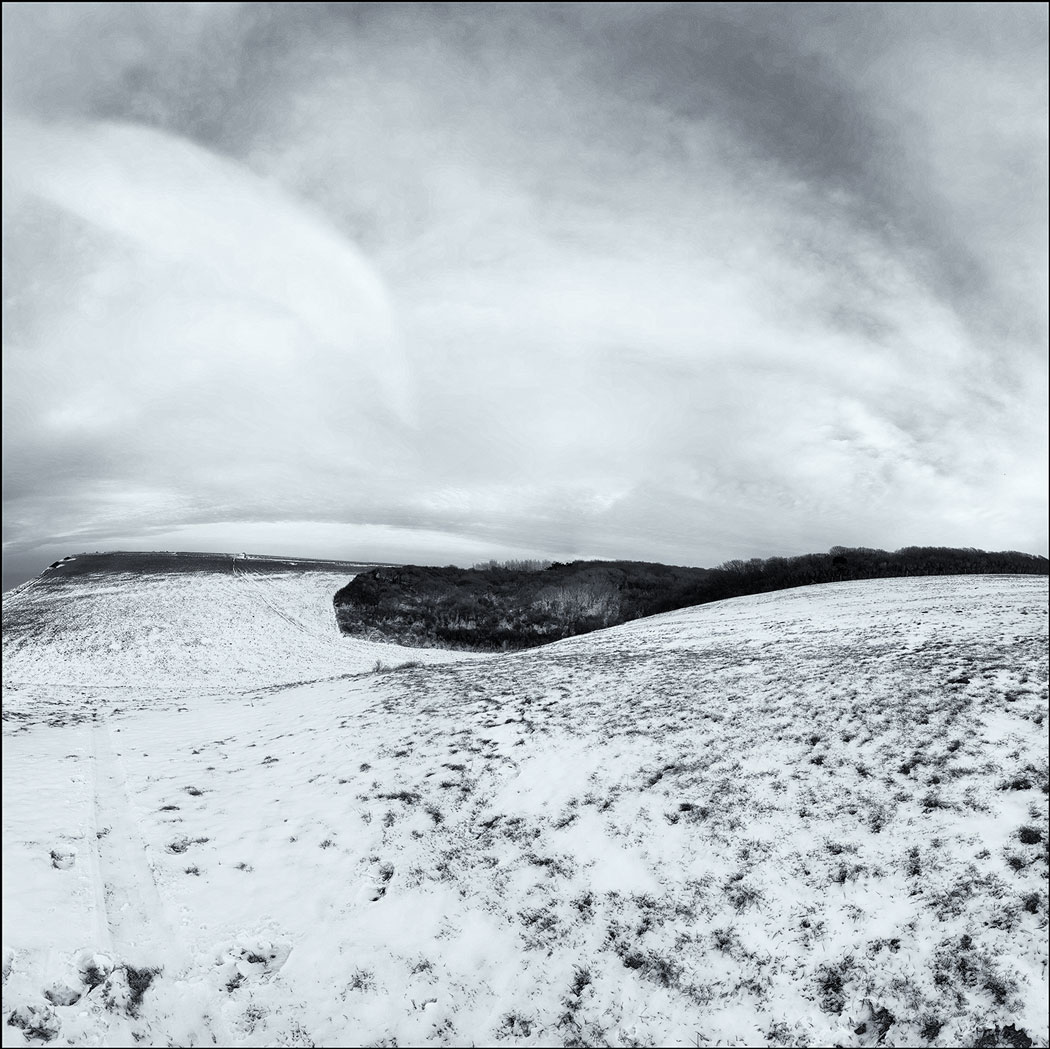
1;552;471;725
2;575;1047;1047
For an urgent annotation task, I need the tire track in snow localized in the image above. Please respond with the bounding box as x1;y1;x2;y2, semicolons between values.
90;722;186;971
69;724;231;1045
231;557;336;644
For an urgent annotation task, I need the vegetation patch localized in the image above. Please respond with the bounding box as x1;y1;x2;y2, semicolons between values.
333;548;1047;650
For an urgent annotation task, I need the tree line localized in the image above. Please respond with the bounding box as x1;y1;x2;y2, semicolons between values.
678;546;1048;609
333;546;1047;652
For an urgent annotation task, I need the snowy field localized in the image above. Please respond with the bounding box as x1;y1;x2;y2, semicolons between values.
2;559;471;725
2;572;1047;1047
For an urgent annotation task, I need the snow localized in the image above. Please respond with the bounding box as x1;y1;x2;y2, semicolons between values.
2;572;1048;1047
2;565;472;723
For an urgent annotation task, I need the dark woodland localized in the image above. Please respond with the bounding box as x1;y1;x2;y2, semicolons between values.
334;547;1049;651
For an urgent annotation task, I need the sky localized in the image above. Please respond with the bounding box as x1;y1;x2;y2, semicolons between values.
2;2;1047;591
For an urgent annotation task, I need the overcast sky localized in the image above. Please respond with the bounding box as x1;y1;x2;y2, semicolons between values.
2;2;1047;589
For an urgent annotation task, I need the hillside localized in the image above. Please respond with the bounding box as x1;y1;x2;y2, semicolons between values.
2;574;1047;1047
334;560;711;650
334;547;1048;651
1;552;470;723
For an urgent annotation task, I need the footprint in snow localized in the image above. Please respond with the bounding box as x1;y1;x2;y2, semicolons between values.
76;950;115;990
216;940;291;992
357;861;395;903
49;846;77;870
43;976;83;1007
6;1002;61;1042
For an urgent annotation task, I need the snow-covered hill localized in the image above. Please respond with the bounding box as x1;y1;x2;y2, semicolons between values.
2;573;1047;1047
1;553;471;724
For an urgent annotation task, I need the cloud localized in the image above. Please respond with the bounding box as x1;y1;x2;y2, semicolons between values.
2;3;1047;588
2;116;416;542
